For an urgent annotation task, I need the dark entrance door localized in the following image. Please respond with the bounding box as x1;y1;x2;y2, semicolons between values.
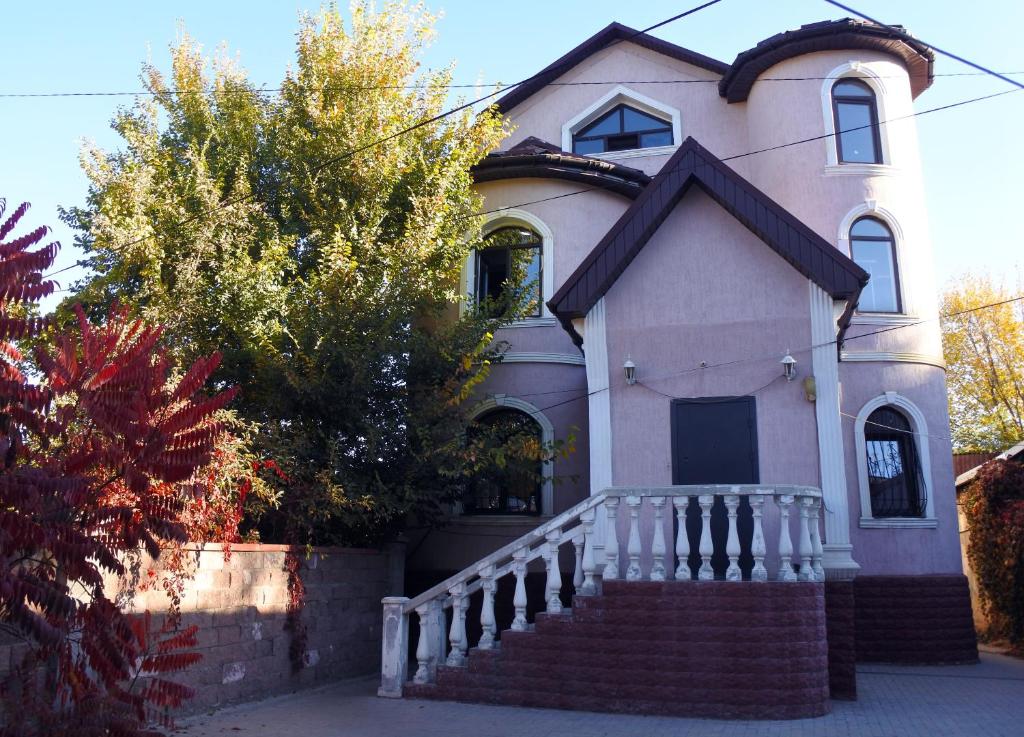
670;397;759;578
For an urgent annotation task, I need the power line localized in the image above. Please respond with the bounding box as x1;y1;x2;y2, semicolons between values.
823;0;1024;91
5;71;1023;99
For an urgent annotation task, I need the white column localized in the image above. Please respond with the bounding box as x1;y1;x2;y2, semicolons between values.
673;497;691;581
572;536;584;594
724;494;741;581
478;564;497;650
413;603;433;682
798;497;814;581
446;583;468;666
603;497;620;581
809;282;860;579
697;495;715;581
777;494;798;582
545;530;564;613
811;498;825;581
650;496;667;581
378;596;410;697
580;509;597;595
750;494;768;582
511;547;528;631
584;298;613;567
625;495;643;581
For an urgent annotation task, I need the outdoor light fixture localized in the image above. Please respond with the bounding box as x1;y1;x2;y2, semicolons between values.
623;356;637;385
781;352;797;382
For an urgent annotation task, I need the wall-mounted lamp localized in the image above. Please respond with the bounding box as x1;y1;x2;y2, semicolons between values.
780;352;797;382
623;356;637;385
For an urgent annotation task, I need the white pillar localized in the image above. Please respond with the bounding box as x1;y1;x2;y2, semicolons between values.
478;564;497;650
724;493;741;581
750;494;768;582
650;496;667;581
511;547;528;631
697;495;715;581
626;495;643;581
378;596;410;697
673;497;691;581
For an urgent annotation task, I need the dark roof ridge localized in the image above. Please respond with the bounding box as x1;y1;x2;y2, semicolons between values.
495;22;729;114
548;136;868;343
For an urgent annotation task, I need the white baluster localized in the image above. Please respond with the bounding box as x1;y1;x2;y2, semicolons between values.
697;494;715;581
798;497;814;581
776;494;798;582
580;509;597;595
603;497;620;581
572;535;585;596
724;493;742;581
429;599;446;677
625;496;643;581
650;496;667;581
478;564;497;650
413;603;432;683
446;583;468;666
673;496;691;581
810;497;825;581
545;530;564;613
749;494;768;582
511;547;528;631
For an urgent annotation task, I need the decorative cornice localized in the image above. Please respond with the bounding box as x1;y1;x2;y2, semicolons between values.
859;517;938;529
501;352;586;366
840;351;945;369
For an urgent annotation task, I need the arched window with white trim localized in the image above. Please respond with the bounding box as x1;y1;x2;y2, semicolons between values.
850;216;900;313
831;78;882;164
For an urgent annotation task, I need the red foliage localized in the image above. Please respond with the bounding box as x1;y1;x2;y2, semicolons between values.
0;200;236;734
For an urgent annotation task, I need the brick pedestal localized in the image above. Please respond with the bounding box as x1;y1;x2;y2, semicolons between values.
854;575;978;664
824;581;856;699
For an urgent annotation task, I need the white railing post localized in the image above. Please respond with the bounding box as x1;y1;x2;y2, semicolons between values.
798;496;814;582
626;495;643;581
378;596;410;698
724;493;742;581
673;496;691;581
446;582;468;666
603;497;620;581
572;535;584;594
580;509;597;595
478;564;497;650
697;494;715;581
749;494;768;582
545;530;564;613
649;496;668;581
777;494;798;582
413;603;432;683
811;498;825;581
511;547;529;631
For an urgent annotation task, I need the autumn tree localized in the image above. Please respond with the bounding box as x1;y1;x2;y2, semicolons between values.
941;274;1024;451
59;2;551;546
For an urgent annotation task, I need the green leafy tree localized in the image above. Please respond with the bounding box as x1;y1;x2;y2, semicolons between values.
60;2;539;545
941;274;1024;452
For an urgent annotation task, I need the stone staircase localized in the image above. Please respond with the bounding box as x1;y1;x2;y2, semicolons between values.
406;580;830;720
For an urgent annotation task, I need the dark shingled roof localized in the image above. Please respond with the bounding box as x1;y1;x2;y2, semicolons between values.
720;18;935;102
547;137;868;338
494;22;729;114
472;137;651;199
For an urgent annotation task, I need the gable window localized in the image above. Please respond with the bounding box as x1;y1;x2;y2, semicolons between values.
864;406;926;518
850;217;900;313
572;104;673;155
832;79;882;164
475;226;542;317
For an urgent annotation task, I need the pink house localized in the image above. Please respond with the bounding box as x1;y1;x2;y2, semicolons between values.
382;19;976;718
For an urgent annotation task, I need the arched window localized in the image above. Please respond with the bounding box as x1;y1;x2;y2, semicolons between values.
832;79;882;164
572;104;673;155
475;226;542;317
464;409;543;515
864;406;926;518
850;217;900;313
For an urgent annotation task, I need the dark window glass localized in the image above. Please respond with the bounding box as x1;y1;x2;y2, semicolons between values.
572;104;673;155
464;409;543;515
474;227;542;317
864;407;926;517
850;217;900;313
832;79;882;164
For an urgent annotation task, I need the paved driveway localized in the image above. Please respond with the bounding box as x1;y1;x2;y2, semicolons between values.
179;652;1024;737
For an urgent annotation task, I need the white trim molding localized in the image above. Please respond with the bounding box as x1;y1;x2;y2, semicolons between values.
853;391;937;527
461;208;555;321
840;351;946;370
820;61;897;169
469;394;556;516
809;282;860;579
837;201;912;316
589;144;678;162
583;298;613;566
824;163;902;177
561;85;682;157
501;352;586;366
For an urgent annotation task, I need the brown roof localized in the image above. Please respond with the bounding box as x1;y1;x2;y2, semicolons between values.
472;137;651;199
720;19;935;103
547;137;868;332
494;22;729;114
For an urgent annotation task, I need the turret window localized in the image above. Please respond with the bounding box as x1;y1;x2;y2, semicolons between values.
850;217;900;313
832;79;882;164
572;104;673;155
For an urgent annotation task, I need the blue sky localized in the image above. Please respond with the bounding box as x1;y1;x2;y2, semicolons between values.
2;0;1021;308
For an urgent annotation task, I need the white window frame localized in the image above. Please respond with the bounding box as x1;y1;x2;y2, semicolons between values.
461;208;556;327
854;392;937;528
821;62;896;173
467;394;555;517
562;85;682;161
838;201;911;321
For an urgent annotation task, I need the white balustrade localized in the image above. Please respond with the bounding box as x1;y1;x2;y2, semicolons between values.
380;484;824;697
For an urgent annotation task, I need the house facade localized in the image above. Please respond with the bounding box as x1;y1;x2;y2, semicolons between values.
390;19;977;718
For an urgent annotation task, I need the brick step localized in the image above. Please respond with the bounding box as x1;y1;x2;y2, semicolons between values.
592;581;824;602
498;630;827;658
548;606;824;629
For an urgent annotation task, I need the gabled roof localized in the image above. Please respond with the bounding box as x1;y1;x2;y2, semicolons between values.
547;137;868;333
720;19;935;103
471;137;651;199
494;22;729;114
